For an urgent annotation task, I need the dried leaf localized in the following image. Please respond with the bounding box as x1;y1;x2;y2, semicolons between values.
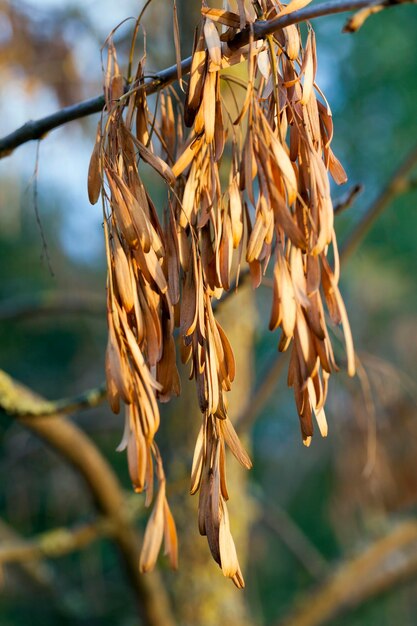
139;482;165;572
204;19;222;68
87;123;101;204
201;8;241;28
219;418;252;469
279;0;313;18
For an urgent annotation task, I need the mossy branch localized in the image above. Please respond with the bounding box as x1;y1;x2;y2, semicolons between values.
0;373;107;417
0;370;175;626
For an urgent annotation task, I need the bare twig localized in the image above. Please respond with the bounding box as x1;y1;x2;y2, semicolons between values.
276;519;417;626
0;370;175;626
0;95;106;157
0;0;411;157
333;183;363;215
30;141;54;276
340;143;417;263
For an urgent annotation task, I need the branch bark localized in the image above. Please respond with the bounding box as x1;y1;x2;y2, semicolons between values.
0;369;175;626
0;0;410;157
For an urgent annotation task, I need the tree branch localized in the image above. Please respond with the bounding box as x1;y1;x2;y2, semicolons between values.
0;380;107;418
0;518;85;621
0;369;175;626
340;143;417;263
0;517;56;590
259;499;329;580
0;521;104;565
236;352;289;432
0;493;141;565
333;183;364;215
0;291;105;322
0;0;410;157
276;519;417;626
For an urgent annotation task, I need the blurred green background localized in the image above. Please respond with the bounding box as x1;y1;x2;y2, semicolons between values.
0;1;416;625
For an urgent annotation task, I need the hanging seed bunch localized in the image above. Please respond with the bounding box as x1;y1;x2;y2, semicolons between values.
88;43;179;573
88;0;355;587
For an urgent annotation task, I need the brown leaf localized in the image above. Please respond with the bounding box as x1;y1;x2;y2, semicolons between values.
139;481;166;572
343;5;383;33
127;421;147;492
203;69;217;143
163;498;178;569
204;19;222;68
201;8;241;28
113;234;135;313
219;418;252;469
87;123;101;205
328;148;348;184
185;27;207;127
173;0;183;90
279;0;312;18
300;30;315;105
219;499;240;579
191;423;205;495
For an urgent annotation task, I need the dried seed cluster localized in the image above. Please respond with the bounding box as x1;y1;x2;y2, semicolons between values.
88;0;355;587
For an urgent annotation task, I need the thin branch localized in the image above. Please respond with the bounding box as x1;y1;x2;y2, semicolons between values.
0;291;105;322
333;183;363;215
0;518;82;621
0;0;411;157
0;493;142;565
0;95;105;157
0;369;175;626
236;352;289;431
276;519;417;626
31;141;54;276
230;0;404;48
0;517;56;589
0;521;104;565
259;500;329;580
340;143;417;263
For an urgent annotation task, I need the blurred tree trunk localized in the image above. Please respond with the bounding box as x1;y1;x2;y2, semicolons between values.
163;285;257;626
